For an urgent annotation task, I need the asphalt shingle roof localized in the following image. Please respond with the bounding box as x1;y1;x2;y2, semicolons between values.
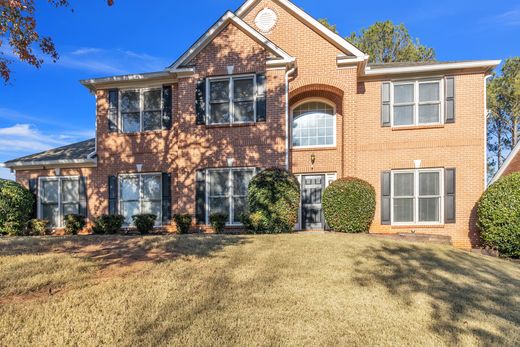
4;138;95;165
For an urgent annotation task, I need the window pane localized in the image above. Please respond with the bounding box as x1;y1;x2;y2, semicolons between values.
209;197;230;217
142;175;161;200
233;197;247;223
419;83;440;102
234;101;254;123
122;201;140;226
122;112;140;133
210;80;230;101
63;203;79;217
394;173;414;196
394;84;414;103
419;197;440;222
233;78;254;99
393;198;414;223
292;109;334;147
293;102;334;117
209;171;229;196
42;180;59;203
143;89;161;110
121;177;139;201
62;179;79;203
143;111;162;131
394;105;414;126
42;204;60;227
419;172;440;196
418;104;440;124
209;103;230;124
142;201;162;225
233;170;254;196
120;91;140;112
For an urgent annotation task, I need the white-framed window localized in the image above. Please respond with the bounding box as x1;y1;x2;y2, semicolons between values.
207;74;256;125
39;176;80;228
206;168;256;225
119;173;162;226
392;79;443;127
292;100;336;148
391;168;443;225
120;88;162;133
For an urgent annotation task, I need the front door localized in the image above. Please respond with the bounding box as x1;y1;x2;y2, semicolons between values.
301;175;325;230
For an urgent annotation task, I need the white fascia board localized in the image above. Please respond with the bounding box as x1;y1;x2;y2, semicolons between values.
364;60;502;76
337;54;369;67
490;142;520;185
168;11;294;71
80;71;177;91
4;158;97;169
236;0;365;58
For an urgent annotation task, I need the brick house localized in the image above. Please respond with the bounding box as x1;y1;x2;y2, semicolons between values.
4;0;500;249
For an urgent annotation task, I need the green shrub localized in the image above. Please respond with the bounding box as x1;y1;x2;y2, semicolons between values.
173;214;192;234
477;173;520;258
246;168;300;233
132;214;157;235
0;179;34;236
92;215;124;234
209;213;227;234
323;177;375;233
64;214;86;235
28;219;49;236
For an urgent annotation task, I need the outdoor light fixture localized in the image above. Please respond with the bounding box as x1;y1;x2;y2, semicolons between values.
136;164;143;172
54;168;61;176
227;158;235;167
310;153;316;169
414;160;422;169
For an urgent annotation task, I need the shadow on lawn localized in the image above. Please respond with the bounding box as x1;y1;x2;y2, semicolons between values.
0;235;250;269
353;243;520;345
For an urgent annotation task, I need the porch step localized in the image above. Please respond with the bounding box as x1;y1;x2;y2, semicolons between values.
370;233;452;245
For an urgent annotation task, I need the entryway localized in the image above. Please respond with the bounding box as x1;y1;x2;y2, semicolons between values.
296;173;337;231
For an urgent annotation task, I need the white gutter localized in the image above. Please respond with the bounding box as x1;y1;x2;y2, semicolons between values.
484;74;492;188
285;66;297;170
364;60;502;76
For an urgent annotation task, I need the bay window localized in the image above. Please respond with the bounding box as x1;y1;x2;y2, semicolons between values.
120;88;162;133
207;75;256;124
392;80;442;126
119;173;162;226
207;168;256;224
391;169;443;224
39;177;80;227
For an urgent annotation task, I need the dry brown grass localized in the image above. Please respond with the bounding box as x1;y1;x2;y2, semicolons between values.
0;233;518;346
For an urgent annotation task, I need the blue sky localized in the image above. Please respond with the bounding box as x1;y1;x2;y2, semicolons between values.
1;0;519;180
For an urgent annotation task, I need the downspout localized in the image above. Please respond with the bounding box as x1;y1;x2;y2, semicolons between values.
484;74;492;189
285;66;296;170
87;92;98;160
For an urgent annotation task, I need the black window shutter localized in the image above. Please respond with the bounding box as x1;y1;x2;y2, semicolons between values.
381;82;391;127
28;178;38;219
256;74;267;122
162;172;172;224
445;168;456;223
195;79;206;125
445;77;455;123
78;176;88;218
108;89;119;132
381;171;391;225
108;176;118;215
162;85;172;130
195;170;206;224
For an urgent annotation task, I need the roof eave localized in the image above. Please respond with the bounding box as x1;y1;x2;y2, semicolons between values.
80;70;183;91
362;60;502;77
4;158;97;170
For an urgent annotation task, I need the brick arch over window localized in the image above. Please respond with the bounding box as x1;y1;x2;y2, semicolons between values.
289;84;344;116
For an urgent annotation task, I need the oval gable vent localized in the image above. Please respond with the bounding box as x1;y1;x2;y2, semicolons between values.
255;8;278;33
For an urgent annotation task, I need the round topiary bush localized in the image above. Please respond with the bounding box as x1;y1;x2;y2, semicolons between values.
0;179;34;236
477;173;520;258
323;177;375;233
246;167;300;233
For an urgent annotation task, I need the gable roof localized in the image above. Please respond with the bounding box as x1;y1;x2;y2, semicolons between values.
168;11;295;70
490;141;520;185
236;0;366;59
4;139;96;168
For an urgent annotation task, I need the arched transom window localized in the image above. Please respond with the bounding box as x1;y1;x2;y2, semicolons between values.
292;101;335;147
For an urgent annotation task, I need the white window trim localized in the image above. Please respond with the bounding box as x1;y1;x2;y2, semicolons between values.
390;79;444;128
295;172;336;230
119;87;163;133
205;167;256;226
118;172;163;227
290;98;337;149
38;176;80;228
206;74;257;125
390;168;444;226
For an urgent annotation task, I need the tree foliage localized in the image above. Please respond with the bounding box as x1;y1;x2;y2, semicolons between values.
318;18;338;34
0;0;113;83
0;179;34;235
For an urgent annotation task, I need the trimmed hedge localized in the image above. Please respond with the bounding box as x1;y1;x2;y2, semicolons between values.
0;179;34;235
132;214;156;234
477;173;520;258
28;219;49;236
92;215;124;234
323;177;375;233
209;213;227;234
245;168;300;233
173;214;192;234
64;214;86;235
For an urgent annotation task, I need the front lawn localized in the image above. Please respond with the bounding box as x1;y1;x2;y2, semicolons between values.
0;234;518;346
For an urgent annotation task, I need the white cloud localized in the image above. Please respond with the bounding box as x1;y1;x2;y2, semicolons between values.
491;7;520;26
0;167;15;181
71;47;103;55
0;124;69;154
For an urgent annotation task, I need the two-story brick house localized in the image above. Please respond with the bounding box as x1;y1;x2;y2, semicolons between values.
4;0;500;249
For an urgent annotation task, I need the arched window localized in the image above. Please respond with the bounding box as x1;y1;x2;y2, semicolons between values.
292;101;335;147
